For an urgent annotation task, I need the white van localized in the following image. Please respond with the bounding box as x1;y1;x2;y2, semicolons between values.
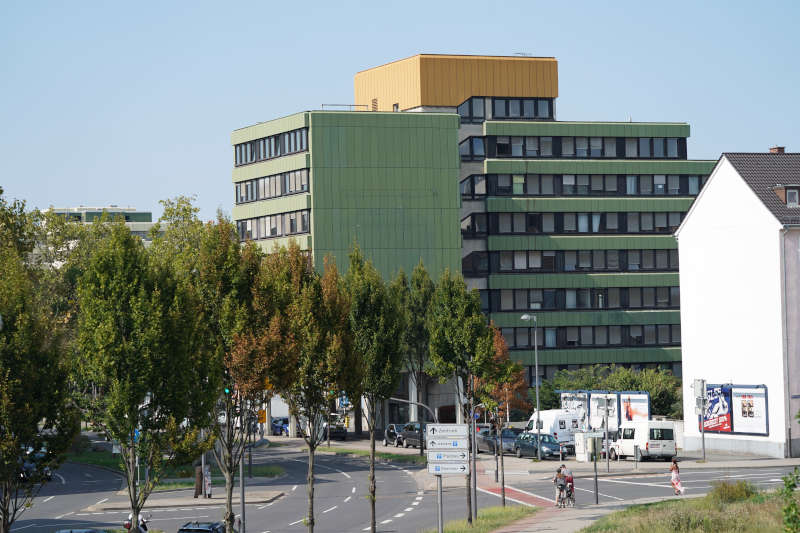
610;420;676;461
525;409;585;453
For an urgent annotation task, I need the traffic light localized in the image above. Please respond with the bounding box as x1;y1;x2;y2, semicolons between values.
224;386;231;395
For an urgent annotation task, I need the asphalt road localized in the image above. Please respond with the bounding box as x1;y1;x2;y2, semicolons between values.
10;445;499;533
499;464;796;506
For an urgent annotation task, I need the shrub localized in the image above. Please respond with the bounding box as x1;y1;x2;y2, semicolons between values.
707;480;758;504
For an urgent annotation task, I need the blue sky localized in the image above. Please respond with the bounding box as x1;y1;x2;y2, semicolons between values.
1;1;798;221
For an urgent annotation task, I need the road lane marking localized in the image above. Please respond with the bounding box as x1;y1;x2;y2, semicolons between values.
292;485;298;491
256;502;275;510
478;487;537;508
404;507;413;512
288;519;304;526
335;468;351;479
322;506;337;513
412;502;419;506
150;516;208;522
56;512;74;519
574;486;624;501
394;513;405;518
601;478;671;488
43;496;55;503
96;498;108;505
11;524;39;530
415;496;423;501
504;485;555;503
417;490;424;495
381;519;392;524
344;496;351;503
76;514;89;516
352;487;356;493
54;473;66;485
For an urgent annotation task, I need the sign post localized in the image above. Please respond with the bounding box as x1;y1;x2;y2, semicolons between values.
426;424;469;533
694;379;706;462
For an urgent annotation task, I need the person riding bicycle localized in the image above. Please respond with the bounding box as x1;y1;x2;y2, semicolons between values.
552;467;567;507
560;464;575;504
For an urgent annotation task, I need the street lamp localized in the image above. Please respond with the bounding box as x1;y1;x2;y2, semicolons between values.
520;314;540;460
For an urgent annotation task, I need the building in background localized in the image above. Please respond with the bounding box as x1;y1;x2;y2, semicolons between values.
676;148;800;457
49;206;157;242
233;54;716;427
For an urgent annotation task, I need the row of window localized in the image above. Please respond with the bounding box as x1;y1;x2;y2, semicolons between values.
461;211;684;237
233;128;308;167
234;169;310;204
457;97;555;123
459;136;687;161
482;286;680;313
236;209;310;242
501;324;682;350
462;249;679;276
460;174;705;199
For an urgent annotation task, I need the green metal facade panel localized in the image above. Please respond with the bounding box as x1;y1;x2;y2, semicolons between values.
489;272;679;289
490;309;680;327
485;121;691;138
308;111;461;279
232;153;310;183
485;159;716;175
254;235;312;253
509;347;681;366
83;211;152;222
232;194;310;220
486;197;695;213
487;235;677;250
231;112;309;145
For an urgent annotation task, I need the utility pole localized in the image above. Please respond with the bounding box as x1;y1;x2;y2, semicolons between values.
240;410;246;533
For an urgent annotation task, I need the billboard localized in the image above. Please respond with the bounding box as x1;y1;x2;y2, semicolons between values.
589;393;618;431
703;385;732;432
559;391;589;430
731;386;768;435
620;392;650;423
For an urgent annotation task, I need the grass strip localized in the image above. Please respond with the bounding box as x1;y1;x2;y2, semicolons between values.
422;505;536;533
315;446;426;465
582;481;793;532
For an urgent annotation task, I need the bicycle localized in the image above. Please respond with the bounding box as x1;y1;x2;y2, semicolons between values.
555;482;567;508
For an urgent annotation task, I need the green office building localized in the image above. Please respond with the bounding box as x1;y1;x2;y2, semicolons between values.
232;54;716;396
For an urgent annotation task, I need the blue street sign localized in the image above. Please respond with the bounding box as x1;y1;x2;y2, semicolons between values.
134;429;140;443
473;413;480;420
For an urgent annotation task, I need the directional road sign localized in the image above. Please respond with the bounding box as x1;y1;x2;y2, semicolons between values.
583;431;605;438
426;424;468;438
427;450;468;463
426;437;469;450
428;463;469;475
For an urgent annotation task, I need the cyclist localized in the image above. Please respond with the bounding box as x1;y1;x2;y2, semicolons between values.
552;467;567;507
560;464;575;506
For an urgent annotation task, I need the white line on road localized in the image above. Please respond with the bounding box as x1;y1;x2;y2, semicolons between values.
381;519;392;524
505;484;555;503
344;496;351;503
574;486;624;501
54;473;66;485
55;512;74;520
322;506;337;513
335;468;351;479
417;490;424;495
288;519;304;526
601;478;671;488
415;496;423;501
43;496;55;503
351;487;356;493
477;487;537;508
10;524;39;530
394;513;405;518
292;485;298;491
404;507;413;512
256;502;275;510
76;513;89;516
150;516;208;522
96;498;108;505
411;502;419;506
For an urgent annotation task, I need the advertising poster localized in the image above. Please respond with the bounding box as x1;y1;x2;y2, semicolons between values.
589;393;618;431
620;393;650;422
703;385;732;432
731;386;768;435
560;391;589;430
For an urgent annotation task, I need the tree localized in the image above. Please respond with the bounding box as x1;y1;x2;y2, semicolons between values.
404;261;435;456
74;221;210;533
0;236;79;533
475;326;526;508
428;270;494;525
345;247;404;533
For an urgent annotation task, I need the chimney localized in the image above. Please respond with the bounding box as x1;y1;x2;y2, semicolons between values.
770;146;785;154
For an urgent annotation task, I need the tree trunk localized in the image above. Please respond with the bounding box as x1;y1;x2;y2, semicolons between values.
500;442;506;507
369;402;377;533
224;471;235;533
416;369;424;456
354;402;363;436
306;445;315;533
1;483;11;533
464;382;472;525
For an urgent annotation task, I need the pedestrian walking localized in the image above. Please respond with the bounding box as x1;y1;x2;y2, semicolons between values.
670;457;685;495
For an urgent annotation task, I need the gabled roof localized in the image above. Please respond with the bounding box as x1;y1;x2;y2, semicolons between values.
724;152;800;225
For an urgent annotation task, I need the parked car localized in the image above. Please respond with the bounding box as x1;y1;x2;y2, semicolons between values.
323;413;347;441
397;422;426;449
383;424;400;446
21;446;52;482
271;417;286;436
513;432;561;458
476;427;522;454
177;521;227;533
525;409;581;454
609;420;676;461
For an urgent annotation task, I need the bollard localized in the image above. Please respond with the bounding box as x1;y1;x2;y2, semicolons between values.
634;444;639;470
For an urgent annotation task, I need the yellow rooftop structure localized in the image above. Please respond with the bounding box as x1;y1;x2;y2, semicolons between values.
354;54;558;112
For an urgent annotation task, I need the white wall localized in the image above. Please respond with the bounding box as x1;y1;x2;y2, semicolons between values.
677;157;786;457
